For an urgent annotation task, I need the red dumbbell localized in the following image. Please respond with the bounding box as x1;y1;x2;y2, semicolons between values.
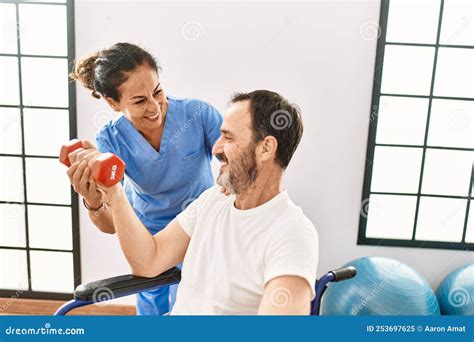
59;139;126;187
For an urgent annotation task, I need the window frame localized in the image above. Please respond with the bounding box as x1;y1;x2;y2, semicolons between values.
0;0;80;300
358;0;474;252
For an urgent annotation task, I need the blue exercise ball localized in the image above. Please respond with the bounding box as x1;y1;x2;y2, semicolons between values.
436;264;474;315
320;257;440;315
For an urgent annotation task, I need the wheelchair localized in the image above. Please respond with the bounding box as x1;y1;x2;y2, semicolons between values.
55;266;356;316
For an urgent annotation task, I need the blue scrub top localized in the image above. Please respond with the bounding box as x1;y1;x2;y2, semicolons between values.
95;95;223;235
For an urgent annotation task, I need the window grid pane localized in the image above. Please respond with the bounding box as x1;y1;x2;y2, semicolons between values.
359;0;474;251
0;0;78;300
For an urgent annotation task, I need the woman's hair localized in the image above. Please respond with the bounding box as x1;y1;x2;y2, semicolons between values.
70;42;160;101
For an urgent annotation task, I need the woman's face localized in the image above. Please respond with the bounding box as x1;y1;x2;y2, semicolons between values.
106;64;167;133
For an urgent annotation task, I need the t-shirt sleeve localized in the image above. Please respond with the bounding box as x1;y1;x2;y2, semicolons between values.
176;185;219;237
200;101;223;156
264;220;319;299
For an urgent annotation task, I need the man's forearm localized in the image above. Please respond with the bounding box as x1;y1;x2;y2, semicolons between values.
107;185;160;276
87;204;116;234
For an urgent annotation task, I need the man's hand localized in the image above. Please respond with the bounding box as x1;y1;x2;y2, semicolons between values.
258;275;312;315
66;140;97;165
66;141;103;208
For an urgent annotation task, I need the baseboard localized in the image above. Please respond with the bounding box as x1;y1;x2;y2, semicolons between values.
0;297;136;316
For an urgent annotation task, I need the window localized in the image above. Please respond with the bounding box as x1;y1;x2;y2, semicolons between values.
359;0;474;251
0;0;80;300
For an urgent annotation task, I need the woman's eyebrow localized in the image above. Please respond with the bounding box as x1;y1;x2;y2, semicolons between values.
130;83;161;100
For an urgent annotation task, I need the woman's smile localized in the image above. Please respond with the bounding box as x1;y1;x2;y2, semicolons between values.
144;113;160;122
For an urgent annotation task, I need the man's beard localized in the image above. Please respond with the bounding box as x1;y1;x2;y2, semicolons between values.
216;143;258;195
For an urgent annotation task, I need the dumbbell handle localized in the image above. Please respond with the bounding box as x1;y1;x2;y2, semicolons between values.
59;139;126;187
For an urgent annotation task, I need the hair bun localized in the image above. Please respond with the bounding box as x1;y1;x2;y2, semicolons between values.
69;51;101;98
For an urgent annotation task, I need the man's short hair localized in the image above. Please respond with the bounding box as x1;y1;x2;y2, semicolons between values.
231;90;304;169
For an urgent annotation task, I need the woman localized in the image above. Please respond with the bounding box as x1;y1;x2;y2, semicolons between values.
68;42;222;315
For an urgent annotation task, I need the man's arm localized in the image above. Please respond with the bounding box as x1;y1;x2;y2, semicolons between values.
66;144;116;234
106;184;190;277
258;276;313;315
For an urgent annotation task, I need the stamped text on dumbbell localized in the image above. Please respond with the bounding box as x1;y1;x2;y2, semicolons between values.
110;165;118;180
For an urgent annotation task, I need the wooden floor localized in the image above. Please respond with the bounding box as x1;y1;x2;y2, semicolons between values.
0;297;136;315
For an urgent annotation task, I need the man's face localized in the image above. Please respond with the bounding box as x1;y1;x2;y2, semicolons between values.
213;100;259;194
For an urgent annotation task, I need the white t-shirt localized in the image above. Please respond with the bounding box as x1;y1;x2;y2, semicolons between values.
171;185;319;315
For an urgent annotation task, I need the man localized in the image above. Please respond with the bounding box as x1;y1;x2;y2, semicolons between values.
70;90;319;314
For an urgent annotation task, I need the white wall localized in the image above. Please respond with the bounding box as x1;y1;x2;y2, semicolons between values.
74;0;473;305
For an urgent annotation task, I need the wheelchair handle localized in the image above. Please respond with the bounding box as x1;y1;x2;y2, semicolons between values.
330;266;357;282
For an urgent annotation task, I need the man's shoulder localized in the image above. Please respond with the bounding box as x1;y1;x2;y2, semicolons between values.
200;184;222;197
272;197;318;237
194;185;229;207
262;199;319;266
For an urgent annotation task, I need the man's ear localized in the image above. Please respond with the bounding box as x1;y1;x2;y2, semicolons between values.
105;96;121;112
259;136;278;162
